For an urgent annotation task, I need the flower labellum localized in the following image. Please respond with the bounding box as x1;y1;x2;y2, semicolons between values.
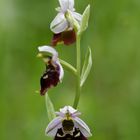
38;46;64;95
46;106;92;139
51;29;76;46
50;0;82;46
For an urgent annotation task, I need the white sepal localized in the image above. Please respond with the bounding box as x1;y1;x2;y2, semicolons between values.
59;0;74;12
38;46;58;59
72;12;82;23
74;117;92;137
50;13;68;34
45;117;62;137
60;106;77;114
38;46;59;62
56;60;64;82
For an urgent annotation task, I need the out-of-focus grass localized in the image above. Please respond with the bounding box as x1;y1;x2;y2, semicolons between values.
0;0;140;140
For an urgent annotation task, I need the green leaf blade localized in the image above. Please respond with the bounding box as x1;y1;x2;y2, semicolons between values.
45;94;56;121
78;4;90;34
80;47;92;87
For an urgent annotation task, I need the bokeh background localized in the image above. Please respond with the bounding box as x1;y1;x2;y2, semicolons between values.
0;0;140;140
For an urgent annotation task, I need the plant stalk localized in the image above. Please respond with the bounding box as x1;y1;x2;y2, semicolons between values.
73;34;81;109
59;59;77;76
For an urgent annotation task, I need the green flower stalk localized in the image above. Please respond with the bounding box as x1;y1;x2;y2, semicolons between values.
73;34;81;108
73;5;91;109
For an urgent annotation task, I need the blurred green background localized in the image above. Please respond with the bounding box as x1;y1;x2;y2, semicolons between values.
0;0;140;140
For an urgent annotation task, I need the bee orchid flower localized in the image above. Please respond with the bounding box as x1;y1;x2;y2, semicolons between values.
50;0;82;46
38;46;64;95
46;106;92;140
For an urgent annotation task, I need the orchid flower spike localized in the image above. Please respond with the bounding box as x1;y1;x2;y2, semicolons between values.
38;46;64;95
50;0;82;46
46;106;92;139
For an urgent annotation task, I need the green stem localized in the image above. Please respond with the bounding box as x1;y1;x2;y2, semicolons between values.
59;59;77;76
73;34;81;109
